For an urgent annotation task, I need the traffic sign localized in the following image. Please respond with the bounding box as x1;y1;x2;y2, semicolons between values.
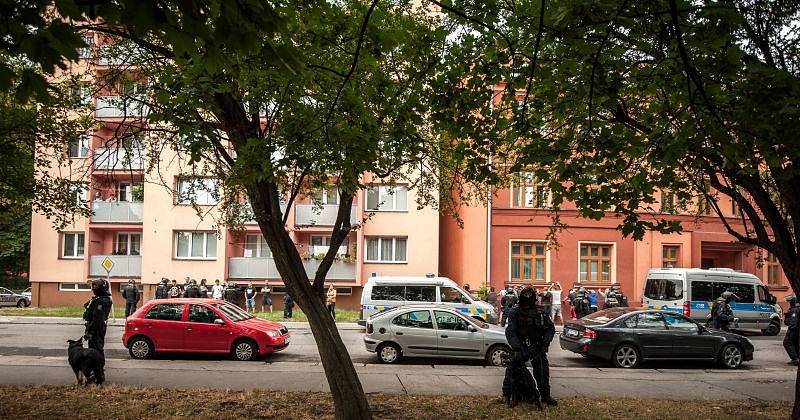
101;257;115;273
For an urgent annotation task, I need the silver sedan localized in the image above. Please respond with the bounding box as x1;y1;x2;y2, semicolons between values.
363;305;511;366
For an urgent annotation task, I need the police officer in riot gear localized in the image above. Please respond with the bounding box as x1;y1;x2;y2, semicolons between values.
711;290;738;332
503;287;557;406
572;287;592;319
784;296;800;365
83;278;112;358
155;278;169;299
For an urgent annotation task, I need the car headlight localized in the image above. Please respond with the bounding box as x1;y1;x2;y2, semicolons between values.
266;330;282;338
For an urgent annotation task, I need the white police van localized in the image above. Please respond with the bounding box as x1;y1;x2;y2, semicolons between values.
642;268;781;335
358;275;498;326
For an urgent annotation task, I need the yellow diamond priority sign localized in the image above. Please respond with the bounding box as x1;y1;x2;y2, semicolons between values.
101;257;115;273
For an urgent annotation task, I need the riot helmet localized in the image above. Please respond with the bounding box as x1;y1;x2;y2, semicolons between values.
518;287;537;308
90;278;111;297
786;295;798;307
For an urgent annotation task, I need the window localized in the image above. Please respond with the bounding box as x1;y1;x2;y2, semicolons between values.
662;313;699;332
392;310;433;329
366;185;408;211
365;237;407;262
766;253;781;286
510;241;547;281
440;286;471;304
335;287;352;296
77;34;94;59
579;243;612;282
371;285;406;301
311;235;349;255
512;172;549;208
59;282;91;291
404;286;436;302
176;178;218;205
117;182;143;202
662;245;680;268
731;196;739;217
145;304;184;321
697;183;712;215
115;233;141;255
690;281;713;302
714;282;755;304
68;134;90;158
68;183;88;208
644;278;683;301
70;83;92;107
175;231;217;259
62;233;85;258
188;304;222;324
635;312;667;330
434;310;469;331
244;234;271;258
621;315;637;329
660;190;675;214
311;187;339;205
214;302;253;321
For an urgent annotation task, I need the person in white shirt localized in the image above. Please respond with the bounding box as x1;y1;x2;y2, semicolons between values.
211;279;224;300
548;281;563;323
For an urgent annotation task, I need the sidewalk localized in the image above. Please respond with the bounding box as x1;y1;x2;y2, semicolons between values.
0;355;793;401
0;315;364;330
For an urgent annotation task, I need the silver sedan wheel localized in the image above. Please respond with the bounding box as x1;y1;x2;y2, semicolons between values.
615;346;638;368
235;342;255;361
380;344;399;363
721;345;743;368
489;347;509;367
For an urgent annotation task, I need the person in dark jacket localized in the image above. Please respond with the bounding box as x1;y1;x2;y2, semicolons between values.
199;279;209;298
283;293;295;319
155;278;169;299
224;282;241;306
83;278;112;358
500;286;517;327
711;290;738;332
784;296;800;365
122;279;140;317
502;286;557;406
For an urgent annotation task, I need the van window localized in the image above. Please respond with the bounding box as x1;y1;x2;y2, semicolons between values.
644;278;683;301
691;281;713;301
714;282;755;303
757;286;767;303
371;285;405;301
440;286;471;304
405;286;436;302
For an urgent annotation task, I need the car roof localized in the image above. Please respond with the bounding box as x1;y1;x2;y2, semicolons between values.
365;276;455;286
146;298;227;304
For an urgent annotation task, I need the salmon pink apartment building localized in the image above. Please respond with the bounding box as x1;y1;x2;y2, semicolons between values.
28;33;439;310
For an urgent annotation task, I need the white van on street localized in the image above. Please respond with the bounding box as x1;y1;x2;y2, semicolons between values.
642;268;781;335
358;276;498;325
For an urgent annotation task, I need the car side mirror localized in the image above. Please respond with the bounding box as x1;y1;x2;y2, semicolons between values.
467;325;478;333
214;319;225;326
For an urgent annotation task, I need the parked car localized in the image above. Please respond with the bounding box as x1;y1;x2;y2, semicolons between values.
559;308;754;369
122;298;290;361
0;287;30;308
364;305;510;366
21;287;31;305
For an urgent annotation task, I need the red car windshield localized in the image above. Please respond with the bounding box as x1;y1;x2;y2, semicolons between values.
214;302;253;322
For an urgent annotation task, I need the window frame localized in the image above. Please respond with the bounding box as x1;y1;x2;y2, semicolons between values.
391;310;434;329
662;245;680;268
68;134;90;158
660;190;676;214
115;232;142;256
244;234;271;258
509;240;548;282
61;232;85;259
511;172;549;209
766;252;781;286
59;282;91;291
364;236;408;263
311;186;340;205
365;185;408;212
174;231;217;260
175;177;218;206
578;242;615;283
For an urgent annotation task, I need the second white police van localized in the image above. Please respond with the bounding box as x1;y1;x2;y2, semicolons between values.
359;275;498;325
642;267;781;335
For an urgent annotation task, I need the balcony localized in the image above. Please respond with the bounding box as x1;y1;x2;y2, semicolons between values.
295;205;358;226
93;148;144;170
308;245;348;256
95;95;148;118
89;255;142;277
91;201;144;223
228;257;356;280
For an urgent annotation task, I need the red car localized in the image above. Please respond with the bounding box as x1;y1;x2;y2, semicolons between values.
122;298;290;361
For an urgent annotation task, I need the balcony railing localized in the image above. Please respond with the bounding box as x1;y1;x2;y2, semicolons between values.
295;205;358;226
91;201;144;223
89;255;142;277
95;95;148;118
93;148;144;170
308;245;348;256
228;257;356;280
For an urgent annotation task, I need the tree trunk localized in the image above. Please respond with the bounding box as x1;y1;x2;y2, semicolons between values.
248;182;372;420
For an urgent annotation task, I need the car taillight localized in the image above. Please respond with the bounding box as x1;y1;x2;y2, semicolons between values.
583;329;597;339
683;301;691;317
359;305;364;320
366;323;373;334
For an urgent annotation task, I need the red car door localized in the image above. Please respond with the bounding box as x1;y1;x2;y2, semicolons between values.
185;304;232;352
142;303;187;351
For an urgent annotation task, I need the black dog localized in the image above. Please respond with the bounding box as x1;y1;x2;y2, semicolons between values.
502;354;542;409
67;338;105;386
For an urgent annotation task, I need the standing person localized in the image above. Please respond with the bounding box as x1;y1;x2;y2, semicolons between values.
245;282;257;313
502;287;557;406
261;281;273;313
83;279;112;359
784;296;800;365
548;282;563;324
283;293;295;319
711;290;738;332
326;284;337;321
212;279;224;300
155;278;169;299
199;279;209;298
539;287;553;322
500;286;517;327
564;286;578;319
588;289;599;313
168;279;181;298
486;286;498;309
225;282;240;306
122;279;140;318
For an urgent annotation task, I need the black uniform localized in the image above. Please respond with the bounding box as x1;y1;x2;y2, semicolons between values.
122;282;140;317
712;295;735;332
784;298;800;364
83;279;112;358
500;289;517;327
283;294;295;318
224;284;240;305
503;287;557;405
155;280;169;299
572;288;591;319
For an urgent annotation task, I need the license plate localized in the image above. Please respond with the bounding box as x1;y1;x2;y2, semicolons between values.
565;328;579;338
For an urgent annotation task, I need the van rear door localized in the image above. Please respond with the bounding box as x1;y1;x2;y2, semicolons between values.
643;276;685;312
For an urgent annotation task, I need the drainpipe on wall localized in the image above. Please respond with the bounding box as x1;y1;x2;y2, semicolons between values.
486;154;492;290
